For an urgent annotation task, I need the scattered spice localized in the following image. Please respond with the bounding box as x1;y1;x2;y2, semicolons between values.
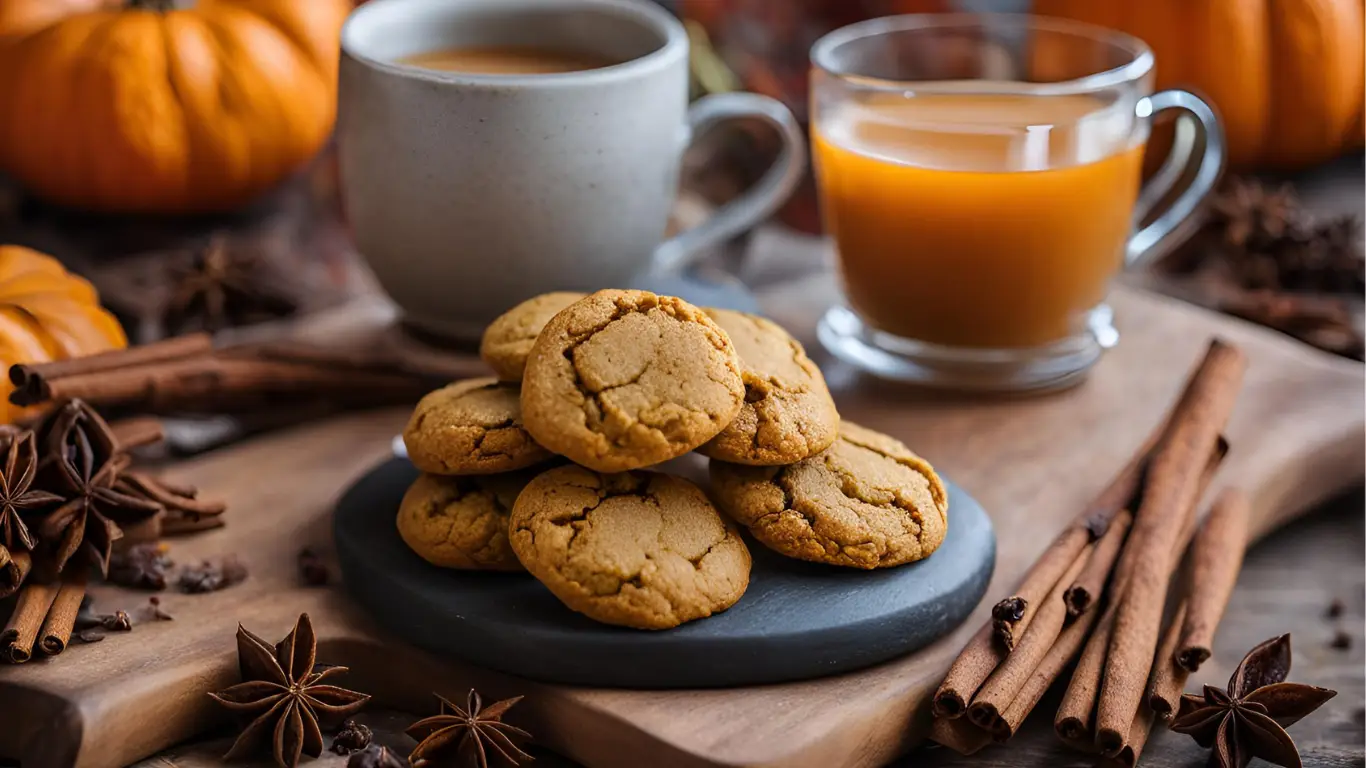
0;427;61;552
347;745;405;768
1327;599;1345;619
1171;635;1336;768
101;611;132;632
178;556;248;593
330;720;373;755
74;630;104;644
1330;631;1352;650
107;542;174;590
407;690;533;768
298;546;330;586
1158;177;1365;360
144;596;173;622
208;614;370;768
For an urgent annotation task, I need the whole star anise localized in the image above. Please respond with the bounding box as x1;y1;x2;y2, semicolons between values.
0;427;62;551
34;401;162;574
209;613;370;768
1171;635;1336;768
164;234;298;334
407;690;533;768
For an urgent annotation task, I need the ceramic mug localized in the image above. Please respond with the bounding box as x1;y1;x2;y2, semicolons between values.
339;0;805;340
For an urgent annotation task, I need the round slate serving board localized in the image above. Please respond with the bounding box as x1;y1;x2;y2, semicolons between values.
334;457;996;689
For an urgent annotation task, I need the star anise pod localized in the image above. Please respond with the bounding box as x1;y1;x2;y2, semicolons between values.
407;690;534;768
208;613;370;768
164;234;298;335
1171;635;1336;768
0;426;62;551
33;401;162;574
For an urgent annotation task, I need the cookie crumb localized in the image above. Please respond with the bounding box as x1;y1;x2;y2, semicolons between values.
1330;631;1352;650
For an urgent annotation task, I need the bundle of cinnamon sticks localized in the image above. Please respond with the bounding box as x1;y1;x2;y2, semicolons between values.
8;332;450;416
931;338;1252;767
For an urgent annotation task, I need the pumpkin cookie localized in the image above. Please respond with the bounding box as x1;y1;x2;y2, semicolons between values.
509;465;751;629
403;378;553;475
480;292;585;381
698;308;839;465
520;290;744;473
397;472;532;571
710;422;948;569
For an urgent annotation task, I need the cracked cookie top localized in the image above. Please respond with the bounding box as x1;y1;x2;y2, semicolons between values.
480;292;586;381
509;465;751;629
520;290;745;473
403;377;554;475
698;308;840;466
397;472;531;571
709;422;948;569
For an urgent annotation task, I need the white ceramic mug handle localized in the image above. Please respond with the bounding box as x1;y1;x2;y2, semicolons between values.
654;92;806;273
1126;89;1225;267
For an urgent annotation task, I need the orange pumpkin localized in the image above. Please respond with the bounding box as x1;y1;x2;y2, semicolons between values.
0;0;352;213
1034;0;1365;170
0;246;127;423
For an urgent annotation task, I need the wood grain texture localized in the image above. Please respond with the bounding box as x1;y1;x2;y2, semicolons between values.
0;286;1361;768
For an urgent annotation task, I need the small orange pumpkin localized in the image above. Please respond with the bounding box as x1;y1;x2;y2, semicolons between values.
0;0;351;213
0;246;127;423
1033;0;1365;170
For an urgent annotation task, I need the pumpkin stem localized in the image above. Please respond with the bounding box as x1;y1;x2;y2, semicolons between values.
126;0;177;11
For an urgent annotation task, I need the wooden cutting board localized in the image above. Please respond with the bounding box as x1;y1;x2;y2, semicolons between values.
0;287;1361;768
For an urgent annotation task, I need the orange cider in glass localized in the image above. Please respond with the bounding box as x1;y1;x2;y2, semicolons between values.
813;90;1145;349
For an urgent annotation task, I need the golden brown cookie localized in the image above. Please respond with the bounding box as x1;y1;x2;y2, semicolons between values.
480;292;585;381
520;290;745;473
710;422;948;569
403;377;554;475
397;471;534;571
509;465;751;629
698;308;839;465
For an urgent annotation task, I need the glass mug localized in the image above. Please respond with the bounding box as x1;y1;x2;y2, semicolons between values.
810;14;1224;392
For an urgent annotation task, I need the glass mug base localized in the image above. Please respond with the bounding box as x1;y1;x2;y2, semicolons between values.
817;305;1120;393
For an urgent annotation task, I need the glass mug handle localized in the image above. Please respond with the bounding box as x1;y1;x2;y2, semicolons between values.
1126;89;1225;267
653;93;807;273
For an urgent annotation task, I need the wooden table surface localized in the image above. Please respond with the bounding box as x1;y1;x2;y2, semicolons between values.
137;489;1364;768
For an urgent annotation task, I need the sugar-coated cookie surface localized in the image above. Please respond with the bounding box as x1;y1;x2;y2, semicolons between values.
509;465;751;629
710;422;948;569
480;292;585;381
698;308;840;465
397;471;534;571
403;377;553;475
520;289;744;472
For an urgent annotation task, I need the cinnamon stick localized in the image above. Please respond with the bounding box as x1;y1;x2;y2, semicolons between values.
991;526;1089;650
933;623;1003;718
1;581;59;663
9;333;212;404
1097;703;1156;768
120;472;226;518
1147;601;1191;718
929;711;993;755
109;416;166;451
1095;339;1245;754
1176;488;1250;671
0;548;32;598
160;515;227;536
1065;511;1134;617
970;546;1094;733
994;589;1106;742
1056;440;1226;747
38;568;89;656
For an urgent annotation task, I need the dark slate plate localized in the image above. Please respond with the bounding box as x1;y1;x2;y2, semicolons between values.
334;457;996;689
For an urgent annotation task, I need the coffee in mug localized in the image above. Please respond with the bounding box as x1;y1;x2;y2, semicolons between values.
397;46;621;75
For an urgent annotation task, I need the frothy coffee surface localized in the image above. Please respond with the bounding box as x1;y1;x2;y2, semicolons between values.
398;46;620;74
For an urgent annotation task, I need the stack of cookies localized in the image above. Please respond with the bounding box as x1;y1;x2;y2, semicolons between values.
398;289;948;630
